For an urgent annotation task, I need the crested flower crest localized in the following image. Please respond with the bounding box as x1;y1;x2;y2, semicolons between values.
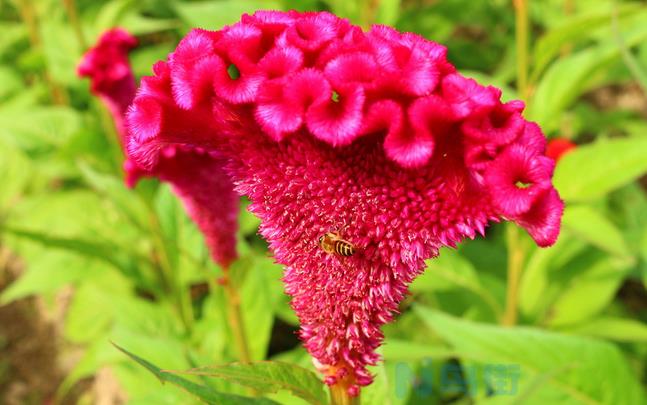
125;11;564;395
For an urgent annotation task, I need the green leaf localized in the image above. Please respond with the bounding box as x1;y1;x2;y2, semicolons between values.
131;42;176;78
0;66;22;100
562;205;631;257
78;163;150;231
0;22;26;56
154;183;184;270
0;139;32;211
531;4;644;82
4;227;142;281
0;106;82;152
240;255;281;360
362;360;408;405
561;317;647;343
169;361;327;405
415;307;647;405
381;339;456;361
319;0;362;23
375;0;401;25
529;22;647;132
0;251;102;304
414;251;503;318
92;0;178;38
546;255;632;327
518;236;586;321
113;344;280;405
39;17;81;85
239;198;261;236
553;137;647;202
174;0;283;31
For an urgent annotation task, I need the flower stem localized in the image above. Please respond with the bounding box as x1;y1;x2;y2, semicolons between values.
62;0;87;50
513;0;529;101
220;269;252;363
15;0;67;104
502;224;525;326
502;0;531;327
330;385;360;405
360;0;381;30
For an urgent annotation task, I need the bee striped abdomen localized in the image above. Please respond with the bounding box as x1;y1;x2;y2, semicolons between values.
335;240;355;256
319;232;356;257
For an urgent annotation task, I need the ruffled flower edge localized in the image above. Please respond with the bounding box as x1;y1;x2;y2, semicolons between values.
127;10;563;248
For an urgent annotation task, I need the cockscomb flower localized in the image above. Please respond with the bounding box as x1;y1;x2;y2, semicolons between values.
79;29;239;268
78;28;138;141
126;10;564;396
546;137;577;162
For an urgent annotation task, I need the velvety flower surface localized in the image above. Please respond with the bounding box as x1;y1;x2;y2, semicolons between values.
79;28;238;268
126;11;564;395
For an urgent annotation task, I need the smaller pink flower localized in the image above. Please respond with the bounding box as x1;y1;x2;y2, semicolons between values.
79;28;239;269
78;28;138;143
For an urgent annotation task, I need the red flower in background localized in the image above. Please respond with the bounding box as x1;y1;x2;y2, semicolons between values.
546;138;576;162
79;28;239;269
126;11;564;396
78;28;138;142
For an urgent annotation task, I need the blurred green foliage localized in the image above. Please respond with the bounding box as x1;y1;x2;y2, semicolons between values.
0;0;646;404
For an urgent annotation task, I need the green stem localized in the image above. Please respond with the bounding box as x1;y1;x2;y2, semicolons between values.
62;0;87;50
360;0;380;30
220;269;252;363
514;0;529;101
0;245;10;285
501;0;531;327
15;0;68;104
502;225;525;326
330;385;360;405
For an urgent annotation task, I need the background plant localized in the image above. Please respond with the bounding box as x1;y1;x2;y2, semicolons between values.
0;0;646;404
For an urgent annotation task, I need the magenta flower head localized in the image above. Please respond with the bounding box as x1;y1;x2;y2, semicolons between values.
79;29;239;269
126;11;564;395
78;28;138;141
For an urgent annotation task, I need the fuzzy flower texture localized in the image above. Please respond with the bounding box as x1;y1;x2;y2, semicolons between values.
126;11;564;395
78;28;238;269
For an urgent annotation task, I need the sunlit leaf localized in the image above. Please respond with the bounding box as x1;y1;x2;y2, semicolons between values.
380;339;455;361
529;22;647;131
4;227;143;281
0;251;102;304
168;361;327;405
0;106;82;152
546;255;633;327
414;251;503;318
174;0;284;31
531;4;645;82
114;343;280;404
561;317;647;343
416;307;646;405
553;137;647;202
240;255;281;360
562;205;631;257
